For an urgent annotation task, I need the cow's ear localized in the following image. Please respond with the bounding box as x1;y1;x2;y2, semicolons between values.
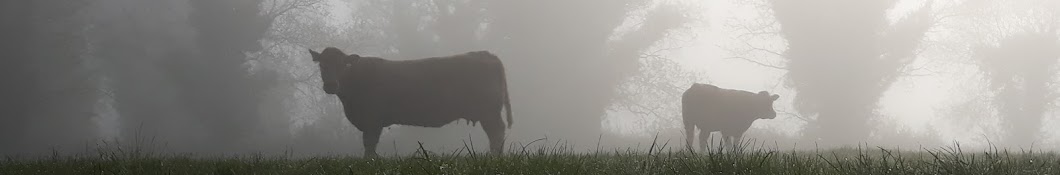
759;91;779;101
309;49;321;61
345;54;360;67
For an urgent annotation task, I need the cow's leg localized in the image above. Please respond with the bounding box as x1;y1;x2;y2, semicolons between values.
361;126;382;158
480;118;506;154
699;130;711;152
684;123;695;152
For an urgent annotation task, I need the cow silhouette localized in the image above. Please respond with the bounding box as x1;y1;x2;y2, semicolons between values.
682;83;779;151
309;47;513;157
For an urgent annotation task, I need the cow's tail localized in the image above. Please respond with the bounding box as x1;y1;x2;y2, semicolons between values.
500;58;513;129
502;71;513;129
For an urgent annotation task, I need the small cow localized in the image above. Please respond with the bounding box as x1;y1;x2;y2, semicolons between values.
682;83;779;151
309;47;513;157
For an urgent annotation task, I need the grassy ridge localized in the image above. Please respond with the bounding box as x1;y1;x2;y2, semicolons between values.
3;142;1059;175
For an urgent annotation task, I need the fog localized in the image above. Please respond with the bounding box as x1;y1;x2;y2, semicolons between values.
1;0;1059;157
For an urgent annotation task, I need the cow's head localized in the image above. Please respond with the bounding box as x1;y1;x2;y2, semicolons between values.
309;47;358;94
755;91;781;119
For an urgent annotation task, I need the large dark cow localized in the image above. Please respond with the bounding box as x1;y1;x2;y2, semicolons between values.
682;83;779;151
309;47;513;157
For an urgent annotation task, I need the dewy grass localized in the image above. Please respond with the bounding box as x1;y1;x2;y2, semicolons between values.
2;138;1059;175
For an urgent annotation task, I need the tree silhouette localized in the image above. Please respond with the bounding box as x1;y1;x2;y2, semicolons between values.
939;0;1060;148
767;0;935;145
976;31;1059;147
0;0;97;155
0;0;37;155
175;0;278;152
85;0;317;153
88;0;204;152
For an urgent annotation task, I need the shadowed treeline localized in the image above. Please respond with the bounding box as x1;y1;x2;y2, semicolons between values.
0;0;695;156
2;0;1060;158
0;0;98;156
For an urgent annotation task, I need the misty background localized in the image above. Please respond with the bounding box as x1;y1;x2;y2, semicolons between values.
1;0;1059;157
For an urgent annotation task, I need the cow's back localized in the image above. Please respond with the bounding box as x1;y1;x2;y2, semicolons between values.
348;52;506;127
682;84;759;132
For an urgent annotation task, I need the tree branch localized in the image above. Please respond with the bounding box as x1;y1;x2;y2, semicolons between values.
264;0;319;23
723;56;787;70
779;110;813;123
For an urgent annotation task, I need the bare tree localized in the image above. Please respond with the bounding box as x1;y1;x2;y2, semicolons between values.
87;0;204;152
975;28;1059;148
933;0;1060;148
125;0;319;153
82;0;322;154
610;49;702;136
738;0;938;146
254;0;381;155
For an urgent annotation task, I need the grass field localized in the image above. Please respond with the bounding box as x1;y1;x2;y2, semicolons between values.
3;140;1059;175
